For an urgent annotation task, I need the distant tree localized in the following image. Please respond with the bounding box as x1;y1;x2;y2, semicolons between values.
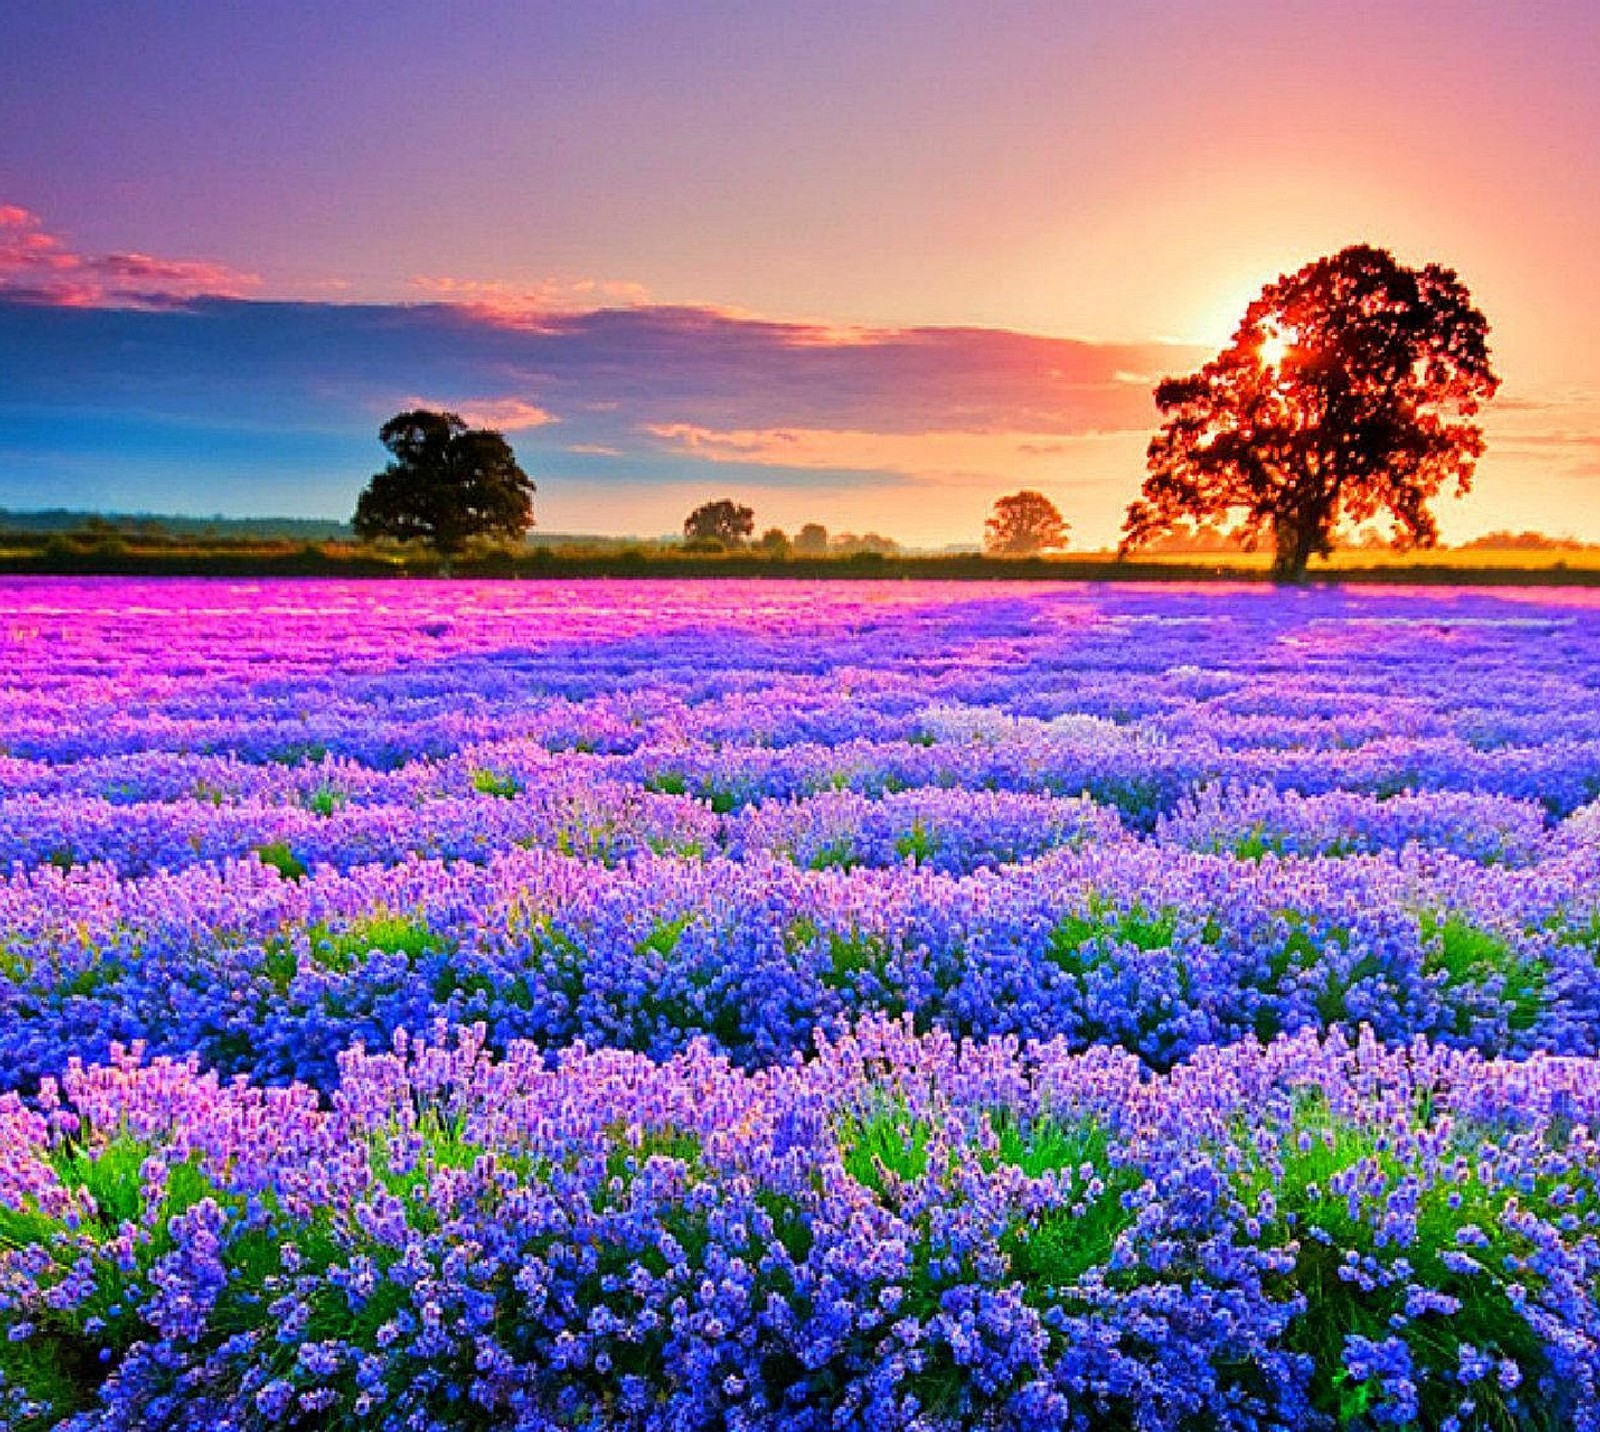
1459;529;1585;552
354;409;535;556
758;527;791;557
683;499;755;546
1349;525;1392;551
831;532;900;556
984;490;1070;556
1121;245;1499;582
792;523;830;555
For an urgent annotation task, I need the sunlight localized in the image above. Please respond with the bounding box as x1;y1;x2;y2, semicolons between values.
1257;322;1291;369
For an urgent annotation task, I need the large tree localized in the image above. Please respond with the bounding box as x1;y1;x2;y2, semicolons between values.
1121;245;1499;582
985;490;1070;556
354;409;535;555
683;499;755;546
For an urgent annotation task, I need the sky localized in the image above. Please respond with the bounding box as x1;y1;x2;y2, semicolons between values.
3;0;1599;546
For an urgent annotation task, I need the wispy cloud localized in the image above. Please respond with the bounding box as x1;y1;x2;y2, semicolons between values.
408;273;652;322
644;422;1129;487
408;396;557;431
1481;390;1600;474
0;205;259;308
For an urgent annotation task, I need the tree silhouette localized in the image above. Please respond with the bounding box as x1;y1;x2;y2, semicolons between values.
792;523;830;555
1121;245;1499;582
683;499;755;546
985;490;1070;556
354;410;535;556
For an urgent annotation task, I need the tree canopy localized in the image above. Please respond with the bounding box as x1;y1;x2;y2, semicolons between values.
985;490;1069;556
792;523;830;555
353;410;535;555
683;499;755;546
1121;245;1499;582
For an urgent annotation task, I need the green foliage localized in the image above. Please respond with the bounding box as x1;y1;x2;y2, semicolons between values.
1421;912;1545;1033
992;1115;1139;1291
642;833;705;859
1229;823;1287;860
1237;1089;1564;1430
893;818;938;865
1243;911;1370;1034
820;932;895;996
305;784;346;817
1047;900;1179;974
641;770;739;812
806;838;859;871
252;841;307;881
470;767;522;799
266;741;329;766
263;912;444;992
838;1105;933;1194
602;1122;703;1183
0;1135;224;1426
637;914;692;961
1086;773;1170;825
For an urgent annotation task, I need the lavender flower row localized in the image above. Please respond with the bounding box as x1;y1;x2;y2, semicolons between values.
5;771;1592;881
3;1018;1598;1430
3;840;1598;1091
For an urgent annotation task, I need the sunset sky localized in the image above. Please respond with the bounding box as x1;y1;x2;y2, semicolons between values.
3;1;1599;546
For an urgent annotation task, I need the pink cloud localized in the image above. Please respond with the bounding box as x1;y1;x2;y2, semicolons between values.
408;273;652;324
406;396;558;431
0;203;259;307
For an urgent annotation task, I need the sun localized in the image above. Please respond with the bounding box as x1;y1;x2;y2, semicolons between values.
1257;322;1292;369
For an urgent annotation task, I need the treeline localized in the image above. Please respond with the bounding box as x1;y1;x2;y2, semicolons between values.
1135;520;1599;556
10;511;1591;560
0;509;354;541
3;526;1599;586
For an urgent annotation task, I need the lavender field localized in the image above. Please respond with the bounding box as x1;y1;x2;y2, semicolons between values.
4;577;1600;1430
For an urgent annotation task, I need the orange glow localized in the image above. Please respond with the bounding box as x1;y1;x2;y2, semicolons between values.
1257;324;1291;369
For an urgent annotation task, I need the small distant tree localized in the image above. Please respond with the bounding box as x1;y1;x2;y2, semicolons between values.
683;499;755;546
985;490;1069;556
354;409;535;556
793;523;830;555
1121;245;1499;582
831;532;900;556
1460;529;1583;553
758;527;791;557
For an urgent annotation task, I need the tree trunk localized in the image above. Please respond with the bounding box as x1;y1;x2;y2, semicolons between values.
1271;518;1317;584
